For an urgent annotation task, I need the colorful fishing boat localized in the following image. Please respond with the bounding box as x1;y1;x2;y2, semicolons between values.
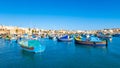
75;36;107;46
19;40;45;53
57;35;73;42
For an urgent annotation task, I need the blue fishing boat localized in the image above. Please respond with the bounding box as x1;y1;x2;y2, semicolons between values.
97;32;112;39
31;34;38;40
113;34;120;37
57;35;73;42
19;40;45;53
23;34;29;38
75;35;107;46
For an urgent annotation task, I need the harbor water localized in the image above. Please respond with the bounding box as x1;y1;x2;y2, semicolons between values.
0;37;120;68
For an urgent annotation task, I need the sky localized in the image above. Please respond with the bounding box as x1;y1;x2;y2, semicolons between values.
0;0;120;30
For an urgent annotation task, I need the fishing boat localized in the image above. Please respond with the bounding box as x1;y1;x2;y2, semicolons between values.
75;35;107;46
49;35;54;39
57;35;73;42
97;32;112;39
5;35;10;40
11;34;17;42
11;37;17;42
112;34;120;37
31;34;38;40
19;40;45;53
48;35;56;40
40;34;48;38
0;35;2;39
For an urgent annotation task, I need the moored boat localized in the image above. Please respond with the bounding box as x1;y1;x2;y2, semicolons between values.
49;35;54;39
5;35;11;40
97;32;111;39
75;36;107;46
0;35;2;39
48;35;57;40
19;40;45;53
11;34;18;42
57;35;73;42
31;34;38;40
112;34;120;37
11;37;17;42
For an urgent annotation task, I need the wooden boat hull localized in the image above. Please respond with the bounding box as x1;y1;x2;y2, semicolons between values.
20;45;45;53
21;45;34;50
75;39;107;46
19;41;45;53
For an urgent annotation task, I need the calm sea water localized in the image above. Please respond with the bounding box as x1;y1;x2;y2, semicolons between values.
0;37;120;68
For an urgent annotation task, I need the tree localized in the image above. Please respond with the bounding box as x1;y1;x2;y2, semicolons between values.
16;29;18;34
32;30;34;34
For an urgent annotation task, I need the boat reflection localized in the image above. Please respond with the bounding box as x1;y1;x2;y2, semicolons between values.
75;44;108;53
21;49;35;60
75;44;108;48
109;38;112;42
